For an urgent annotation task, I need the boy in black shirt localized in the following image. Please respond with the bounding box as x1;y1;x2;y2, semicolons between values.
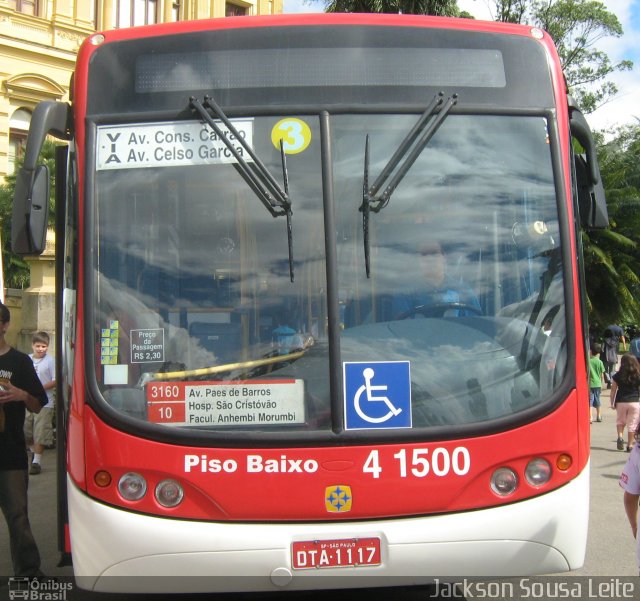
0;302;48;576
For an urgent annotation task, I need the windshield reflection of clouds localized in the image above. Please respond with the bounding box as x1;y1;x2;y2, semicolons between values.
342;317;539;424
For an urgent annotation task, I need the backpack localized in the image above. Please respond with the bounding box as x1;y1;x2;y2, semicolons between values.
604;337;618;363
631;338;640;359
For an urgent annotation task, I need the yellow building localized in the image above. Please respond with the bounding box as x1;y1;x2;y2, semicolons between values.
0;0;283;181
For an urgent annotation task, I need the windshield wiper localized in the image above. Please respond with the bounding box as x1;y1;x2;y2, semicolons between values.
360;92;458;277
190;96;294;282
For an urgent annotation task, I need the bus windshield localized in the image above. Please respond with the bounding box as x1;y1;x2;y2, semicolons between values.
94;111;564;435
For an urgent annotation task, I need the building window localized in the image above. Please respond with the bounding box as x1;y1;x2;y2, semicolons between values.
8;109;31;175
8;133;27;175
226;3;248;16
7;0;38;16
114;0;158;28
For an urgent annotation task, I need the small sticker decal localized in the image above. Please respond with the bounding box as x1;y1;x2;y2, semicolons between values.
271;118;312;154
325;485;352;512
101;321;119;365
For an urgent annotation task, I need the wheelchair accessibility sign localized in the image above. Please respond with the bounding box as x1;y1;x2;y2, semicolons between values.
343;361;412;429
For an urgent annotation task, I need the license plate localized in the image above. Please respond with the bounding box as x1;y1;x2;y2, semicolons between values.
292;537;381;569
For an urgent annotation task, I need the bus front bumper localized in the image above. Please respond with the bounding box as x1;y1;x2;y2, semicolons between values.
68;465;589;593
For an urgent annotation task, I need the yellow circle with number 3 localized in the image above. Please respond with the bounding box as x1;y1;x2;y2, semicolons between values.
271;118;312;154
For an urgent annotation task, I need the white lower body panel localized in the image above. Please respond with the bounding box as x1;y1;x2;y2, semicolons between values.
69;465;589;592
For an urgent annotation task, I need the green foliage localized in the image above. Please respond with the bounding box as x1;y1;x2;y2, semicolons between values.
323;0;462;16
584;124;640;326
0;139;59;289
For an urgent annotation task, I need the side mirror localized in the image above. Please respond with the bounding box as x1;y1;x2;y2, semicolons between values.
11;100;69;256
574;154;608;230
569;106;608;230
12;165;50;255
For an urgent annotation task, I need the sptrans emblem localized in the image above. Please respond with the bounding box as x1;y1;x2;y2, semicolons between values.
325;485;352;512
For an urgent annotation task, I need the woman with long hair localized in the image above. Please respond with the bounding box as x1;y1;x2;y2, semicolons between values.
611;353;640;452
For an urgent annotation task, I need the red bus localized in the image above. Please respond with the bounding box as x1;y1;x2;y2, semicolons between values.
13;13;607;593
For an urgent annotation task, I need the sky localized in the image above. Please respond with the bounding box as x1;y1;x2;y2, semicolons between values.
282;0;640;133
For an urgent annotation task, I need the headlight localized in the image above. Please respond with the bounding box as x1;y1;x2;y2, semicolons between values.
525;458;552;486
155;479;184;508
118;472;147;501
490;467;518;496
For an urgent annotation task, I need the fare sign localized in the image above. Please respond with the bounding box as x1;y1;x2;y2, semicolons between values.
130;328;164;363
292;538;381;569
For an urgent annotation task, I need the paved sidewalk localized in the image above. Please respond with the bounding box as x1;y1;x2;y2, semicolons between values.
572;386;638;576
0;449;73;578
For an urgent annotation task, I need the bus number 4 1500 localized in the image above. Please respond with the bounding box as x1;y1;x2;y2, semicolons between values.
363;447;471;479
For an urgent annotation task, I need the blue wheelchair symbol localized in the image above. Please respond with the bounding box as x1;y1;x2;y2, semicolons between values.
343;361;411;429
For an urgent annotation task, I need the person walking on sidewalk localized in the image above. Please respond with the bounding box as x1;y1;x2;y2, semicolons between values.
23;331;56;475
603;325;625;388
0;302;49;576
611;353;640;452
589;343;605;423
620;431;640;573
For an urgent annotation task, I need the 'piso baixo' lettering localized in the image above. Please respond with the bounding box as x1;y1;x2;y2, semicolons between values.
184;454;319;474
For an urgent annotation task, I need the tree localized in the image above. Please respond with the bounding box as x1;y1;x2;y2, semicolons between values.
323;0;464;17
585;124;640;326
0;139;58;289
494;0;633;113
